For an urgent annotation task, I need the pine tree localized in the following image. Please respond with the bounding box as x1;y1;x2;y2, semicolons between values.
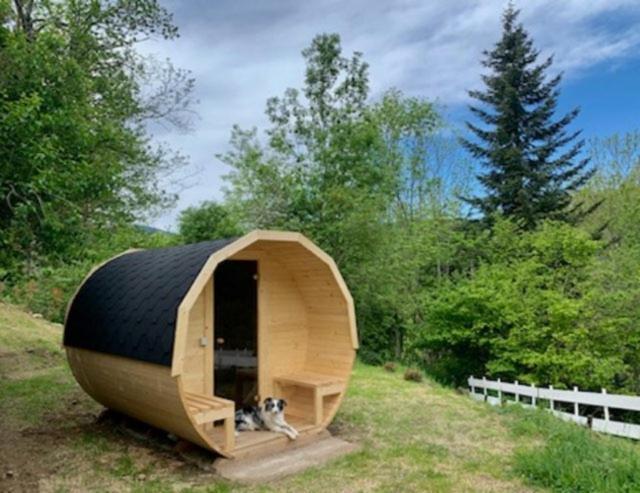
462;4;594;229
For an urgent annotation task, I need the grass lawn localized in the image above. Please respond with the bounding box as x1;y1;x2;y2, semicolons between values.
1;301;639;492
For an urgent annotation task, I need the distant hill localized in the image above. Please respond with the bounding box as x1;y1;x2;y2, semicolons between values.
134;224;174;235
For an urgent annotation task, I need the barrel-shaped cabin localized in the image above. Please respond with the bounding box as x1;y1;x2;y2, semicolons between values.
64;230;357;458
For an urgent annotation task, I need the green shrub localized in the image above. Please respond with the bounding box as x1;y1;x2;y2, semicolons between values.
413;220;626;390
404;368;423;382
383;362;397;372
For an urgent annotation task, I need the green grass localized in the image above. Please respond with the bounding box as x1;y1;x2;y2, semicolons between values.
0;365;78;424
2;301;640;492
500;406;640;492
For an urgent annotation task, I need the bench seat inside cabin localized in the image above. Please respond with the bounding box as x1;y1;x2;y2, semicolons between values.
205;371;345;458
273;371;346;426
188;371;346;456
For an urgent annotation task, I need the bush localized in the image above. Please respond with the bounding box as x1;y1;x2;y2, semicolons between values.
178;201;243;243
383;362;397;372
404;368;423;382
412;220;625;390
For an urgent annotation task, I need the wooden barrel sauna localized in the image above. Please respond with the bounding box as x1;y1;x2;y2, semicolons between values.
64;230;358;458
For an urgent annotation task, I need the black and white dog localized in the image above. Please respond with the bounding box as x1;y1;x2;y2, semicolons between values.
235;397;299;440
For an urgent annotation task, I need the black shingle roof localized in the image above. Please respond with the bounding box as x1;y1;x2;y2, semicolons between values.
64;238;237;366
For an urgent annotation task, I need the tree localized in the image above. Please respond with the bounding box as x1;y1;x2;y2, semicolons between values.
221;33;391;270
415;219;623;389
178;201;242;243
0;0;193;275
462;4;594;229
578;132;640;244
220;34;451;361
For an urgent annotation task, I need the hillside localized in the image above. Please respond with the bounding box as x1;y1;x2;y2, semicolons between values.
1;302;639;492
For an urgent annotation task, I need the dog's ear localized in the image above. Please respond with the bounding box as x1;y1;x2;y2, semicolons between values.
281;399;287;407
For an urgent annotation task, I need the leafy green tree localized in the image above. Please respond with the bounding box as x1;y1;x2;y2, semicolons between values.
414;219;624;389
220;34;450;360
6;225;178;322
0;0;193;276
221;33;388;270
178;201;243;243
462;4;594;229
578;132;640;244
575;132;640;392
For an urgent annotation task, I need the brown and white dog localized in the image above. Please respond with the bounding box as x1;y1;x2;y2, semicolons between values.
235;397;299;440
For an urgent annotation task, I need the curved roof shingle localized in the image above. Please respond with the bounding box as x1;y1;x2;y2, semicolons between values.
64;238;236;366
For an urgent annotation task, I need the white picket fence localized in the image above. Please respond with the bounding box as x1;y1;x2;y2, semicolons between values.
468;376;640;440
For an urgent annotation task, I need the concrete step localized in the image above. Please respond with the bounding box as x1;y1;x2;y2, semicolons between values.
213;436;358;483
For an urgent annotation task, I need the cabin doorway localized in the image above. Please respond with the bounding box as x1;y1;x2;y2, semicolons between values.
213;260;258;407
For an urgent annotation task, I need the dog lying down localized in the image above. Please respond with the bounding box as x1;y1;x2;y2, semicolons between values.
235;397;299;440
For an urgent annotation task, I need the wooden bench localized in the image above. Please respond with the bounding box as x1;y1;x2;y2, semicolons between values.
273;372;345;425
184;392;235;451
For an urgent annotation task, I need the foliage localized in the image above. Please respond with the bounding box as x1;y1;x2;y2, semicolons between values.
413;219;625;389
0;0;192;279
178;201;243;243
221;33;392;265
461;5;594;229
221;33;448;360
575;132;640;392
579;131;640;244
4;226;177;322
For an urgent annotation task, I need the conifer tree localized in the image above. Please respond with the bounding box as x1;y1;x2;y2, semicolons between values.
462;4;594;228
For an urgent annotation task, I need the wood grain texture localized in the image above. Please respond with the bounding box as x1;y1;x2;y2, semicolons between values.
65;230;357;457
66;347;229;456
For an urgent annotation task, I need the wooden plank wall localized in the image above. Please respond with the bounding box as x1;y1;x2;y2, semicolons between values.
230;246;308;400
263;242;354;378
272;242;354;425
180;238;354;433
66;347;214;451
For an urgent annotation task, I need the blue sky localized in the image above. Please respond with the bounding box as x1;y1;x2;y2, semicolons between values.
560;57;640;138
141;1;640;229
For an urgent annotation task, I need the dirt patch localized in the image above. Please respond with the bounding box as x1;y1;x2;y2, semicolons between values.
0;408;89;492
0;404;221;492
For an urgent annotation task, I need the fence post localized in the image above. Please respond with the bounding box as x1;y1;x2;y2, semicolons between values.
470;376;475;395
482;376;488;401
573;386;579;416
497;378;502;403
531;383;536;407
515;380;520;403
602;388;610;421
549;385;554;411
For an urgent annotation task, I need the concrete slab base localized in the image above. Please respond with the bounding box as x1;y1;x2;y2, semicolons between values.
213;436;359;483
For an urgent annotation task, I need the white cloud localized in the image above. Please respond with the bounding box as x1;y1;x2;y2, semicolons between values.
140;0;640;229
